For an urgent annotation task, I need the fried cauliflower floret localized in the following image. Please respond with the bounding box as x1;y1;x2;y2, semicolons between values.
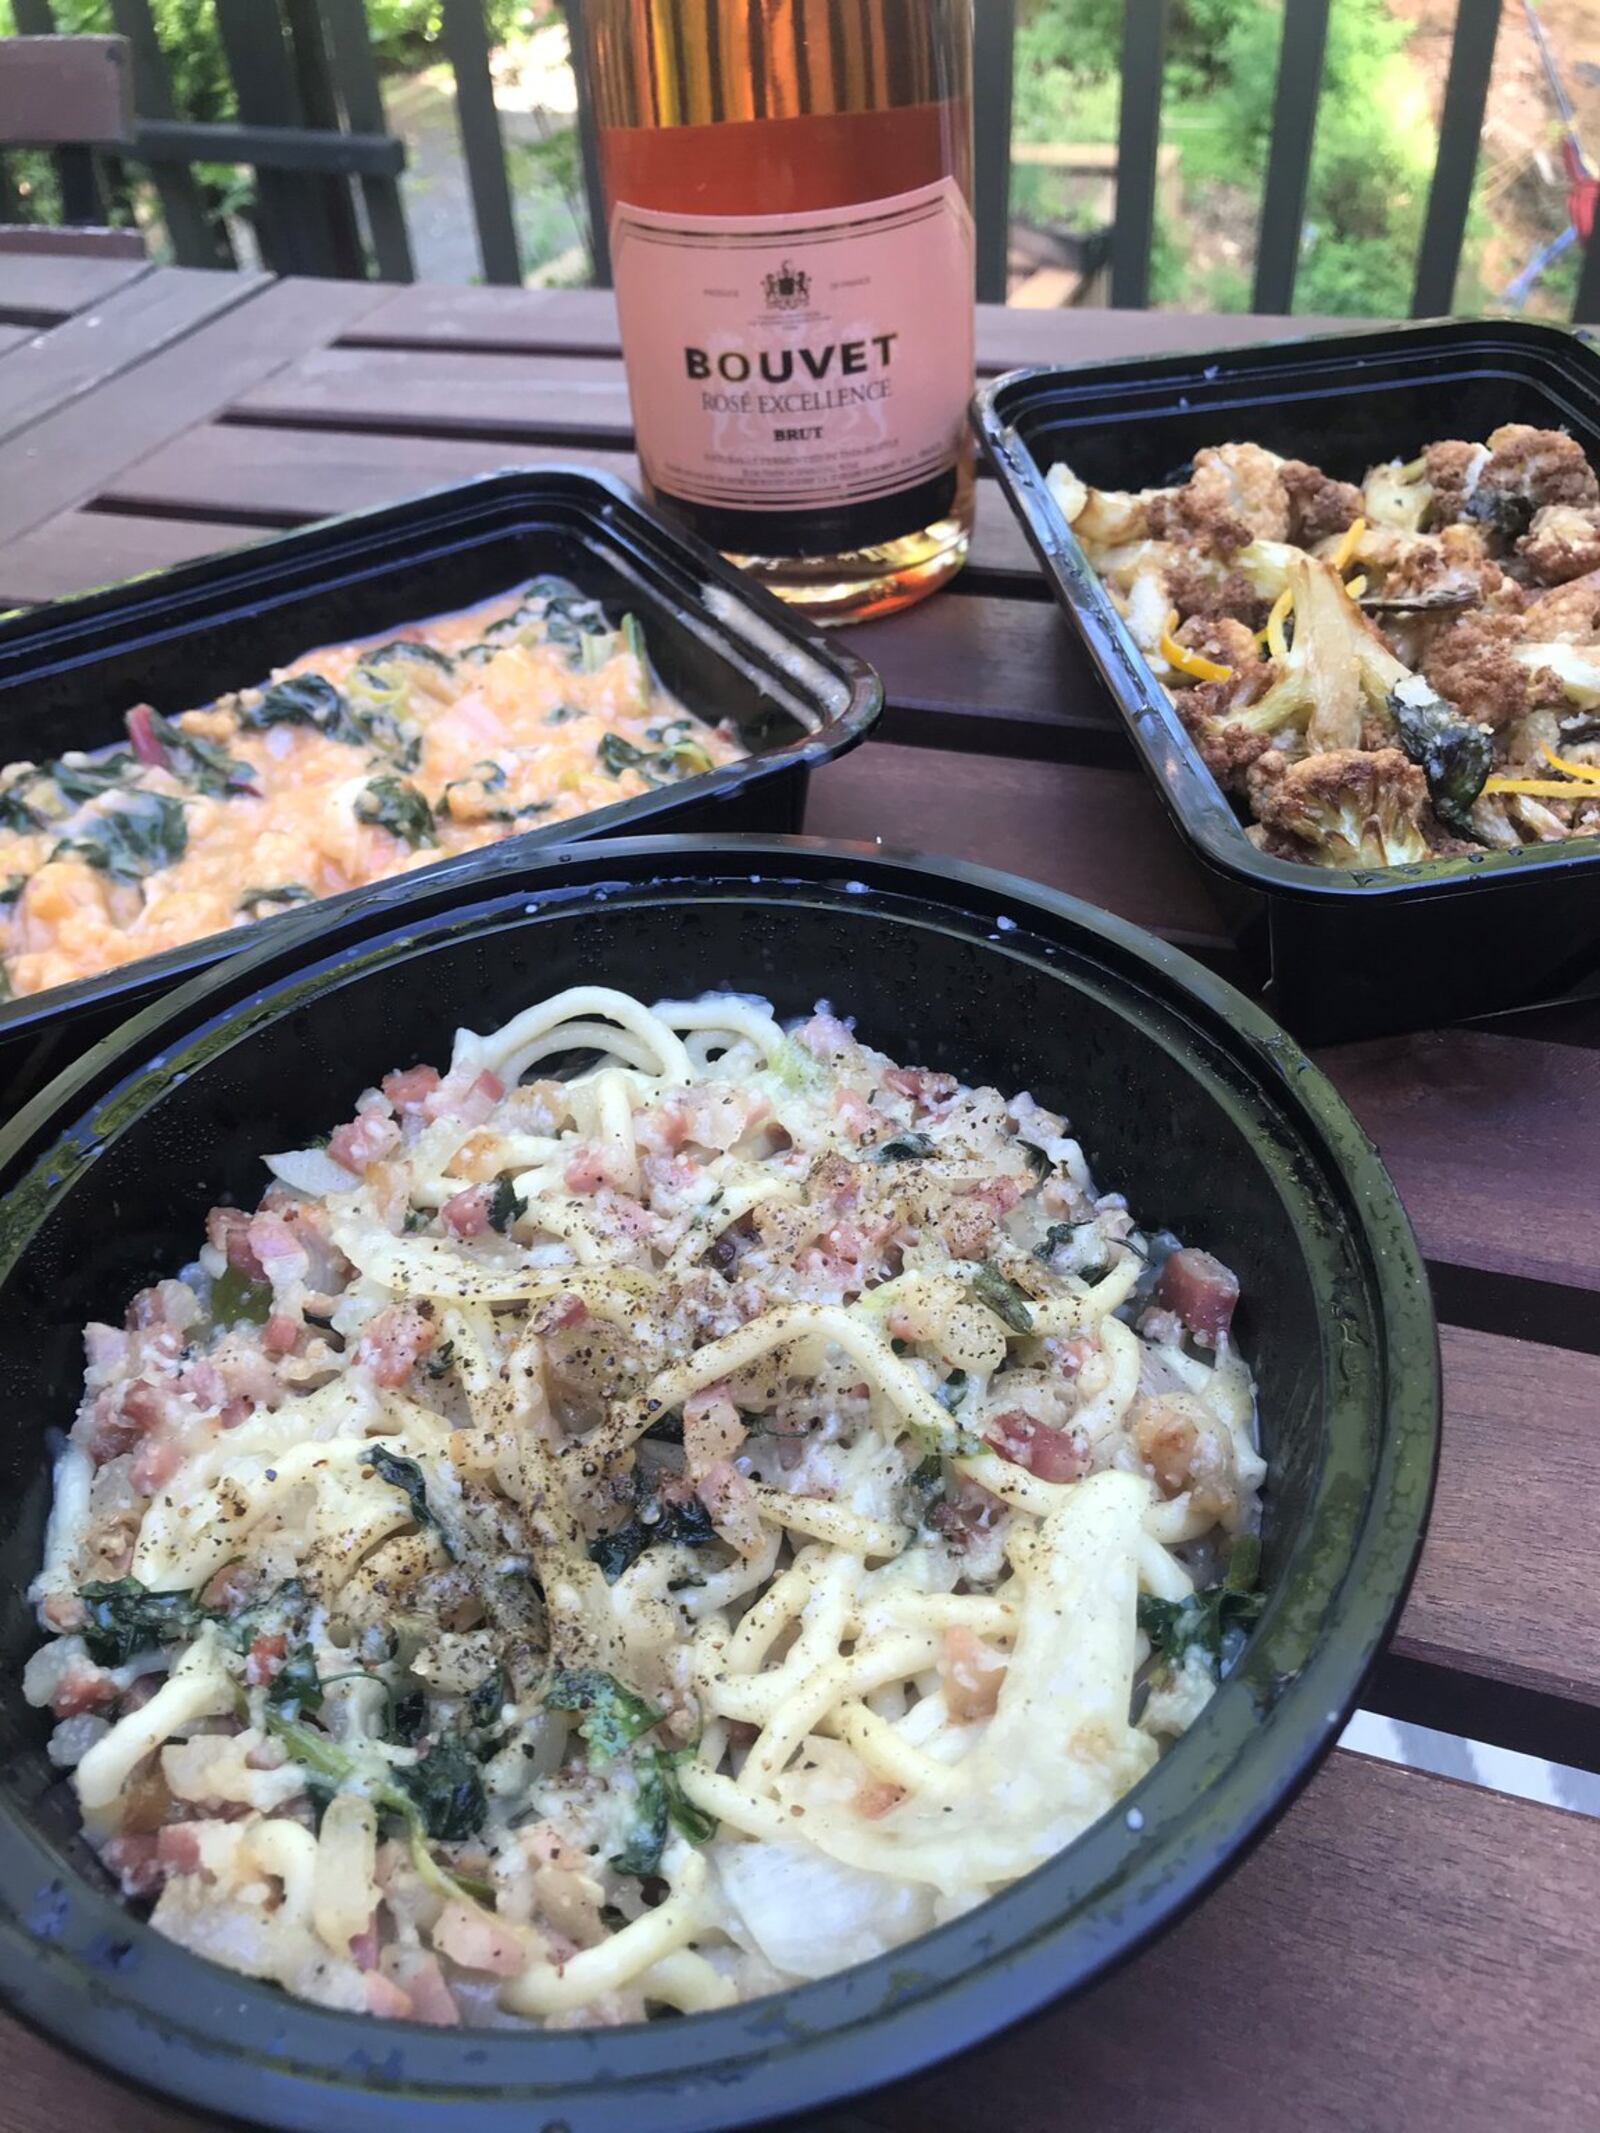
1420;439;1489;524
1245;747;1431;868
1363;457;1433;532
1147;443;1289;556
1424;612;1561;729
1516;505;1600;586
1481;424;1600;514
1046;462;1151;549
1172;670;1279;791
1521;569;1600;641
1165;557;1270;630
1279;459;1362;546
1173;614;1263;675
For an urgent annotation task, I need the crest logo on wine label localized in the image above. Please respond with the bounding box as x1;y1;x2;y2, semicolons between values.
762;260;810;312
610;178;976;517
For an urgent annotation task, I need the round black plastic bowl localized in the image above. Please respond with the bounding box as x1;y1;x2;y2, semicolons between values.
0;836;1438;2133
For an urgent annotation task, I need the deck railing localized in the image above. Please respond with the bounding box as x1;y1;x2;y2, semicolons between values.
4;0;1598;323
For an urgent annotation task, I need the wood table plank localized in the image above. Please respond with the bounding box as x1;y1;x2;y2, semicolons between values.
808;739;1225;945
347;284;1358;377
234;343;637;443
1318;1030;1600;1299
93;421;1044;588
0;268;269;447
865;1754;1600;2133
1394;1326;1600;1716
0;1753;1590;2133
0;277;393;551
0;511;263;608
0;254;150;329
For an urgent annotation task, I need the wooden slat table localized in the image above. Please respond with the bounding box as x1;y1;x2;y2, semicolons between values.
1;271;1598;2131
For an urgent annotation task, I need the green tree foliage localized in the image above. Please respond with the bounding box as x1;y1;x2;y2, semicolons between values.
1013;0;1438;316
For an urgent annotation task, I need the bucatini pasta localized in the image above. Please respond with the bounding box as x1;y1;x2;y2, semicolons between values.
0;582;743;1001
26;990;1265;2025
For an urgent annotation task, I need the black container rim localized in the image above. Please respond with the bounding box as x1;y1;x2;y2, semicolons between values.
0;832;1439;2133
0;464;882;1045
972;314;1600;902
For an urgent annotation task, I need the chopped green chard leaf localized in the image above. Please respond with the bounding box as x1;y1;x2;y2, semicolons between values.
969;1262;1035;1335
52;791;188;883
354;775;435;848
588;1496;718;1583
397;1731;488;1842
267;1649;324;1721
545;1666;662;1765
78;1578;215;1667
240;882;315;914
146;712;255;798
597;733;648;778
610;1747;716;1878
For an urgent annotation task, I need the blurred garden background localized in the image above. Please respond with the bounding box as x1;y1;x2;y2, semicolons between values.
2;0;1598;317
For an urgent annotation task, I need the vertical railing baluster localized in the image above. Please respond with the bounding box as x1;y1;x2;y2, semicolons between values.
282;0;366;277
1251;0;1330;314
322;0;415;282
440;0;522;286
561;0;611;288
1111;0;1169;310
215;0;341;276
973;0;1016;304
1412;0;1502;317
108;0;229;266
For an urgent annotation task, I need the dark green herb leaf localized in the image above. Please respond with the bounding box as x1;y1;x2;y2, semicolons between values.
1388;682;1495;836
397;1732;489;1842
936;1369;968;1412
588;1497;718;1583
267;1648;324;1721
1020;1141;1052;1179
402;1207;431;1234
52;792;187;883
1035;1220;1085;1263
354;775;435;848
208;1263;273;1327
388;1689;428;1745
78;1578;215;1667
1138;1537;1264;1682
368;1446;438;1533
872;1132;934;1163
545;1666;662;1765
969;1262;1035;1335
544;703;585;725
641;1409;684;1444
423;1337;456;1378
610;1747;716;1878
467;1674;505;1733
0;785;39;832
487;1174;526;1232
910;1454;944;1492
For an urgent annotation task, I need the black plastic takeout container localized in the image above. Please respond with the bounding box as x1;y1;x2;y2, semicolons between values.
0;834;1437;2132
0;466;881;1108
974;318;1600;1045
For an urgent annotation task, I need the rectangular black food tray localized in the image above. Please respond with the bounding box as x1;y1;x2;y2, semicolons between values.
0;467;881;1104
974;318;1600;1044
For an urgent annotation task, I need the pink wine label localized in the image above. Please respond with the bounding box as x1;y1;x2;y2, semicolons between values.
609;178;975;513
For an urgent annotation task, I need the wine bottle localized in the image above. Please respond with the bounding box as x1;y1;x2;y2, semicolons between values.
580;0;976;622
